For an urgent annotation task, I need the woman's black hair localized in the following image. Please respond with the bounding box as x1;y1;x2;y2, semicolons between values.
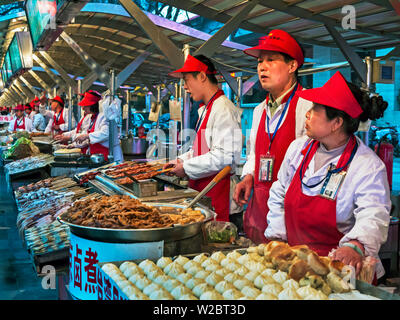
191;54;218;85
87;91;102;114
25;104;31;110
323;82;388;135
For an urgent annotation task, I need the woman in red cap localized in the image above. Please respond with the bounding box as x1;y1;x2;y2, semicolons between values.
8;104;33;132
45;95;74;135
233;29;313;244
164;54;242;222
266;71;391;281
24;103;35;122
74;90;123;162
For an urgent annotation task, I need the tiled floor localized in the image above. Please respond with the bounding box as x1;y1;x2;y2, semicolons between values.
0;168;58;300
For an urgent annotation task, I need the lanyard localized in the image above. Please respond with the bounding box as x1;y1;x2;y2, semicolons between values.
17;118;24;126
56;110;62;122
194;90;221;133
265;83;298;153
88;113;98;132
299;138;358;189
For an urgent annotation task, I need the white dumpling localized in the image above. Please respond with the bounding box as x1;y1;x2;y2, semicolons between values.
174;255;190;266
244;271;260;282
233;279;253;291
254;275;275;289
236;254;251;265
241;286;261;299
278;288;302;300
111;273;127;283
187;265;203;276
282;279;300;290
215;268;230;278
179;294;198;300
116;279;131;291
272;270;288;284
261;268;276;277
128;273;146;285
101;263;119;275
303;291;328;300
248;253;264;262
143;283;162;296
153;274;171;285
244;260;265;273
205;272;224;287
119;261;137;274
122;284;141;298
176;272;193;285
201;258;219;269
297;285;319;299
224;272;242;284
183;260;201;271
225;262;241;272
200;290;224;300
247;246;258;253
163;278;181;292
220;258;235;268
135;277;152;291
223;288;244;300
214;280;235;294
186;278;206;290
192;283;213;298
193;253;208;264
255;293;278;300
129;291;150;300
262;283;283;297
233;266;249;277
226;250;242;261
122;262;144;278
164;262;185;279
138;259;157;274
205;263;222;272
171;285;192;299
147;268;164;281
149;289;174;300
156;257;173;269
257;243;268;256
210;251;226;264
194;270;211;280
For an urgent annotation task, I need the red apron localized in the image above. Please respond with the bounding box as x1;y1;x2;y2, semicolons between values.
284;135;357;256
244;84;302;244
188;90;230;222
88;113;109;161
75;114;89;155
52;109;66;135
13;117;25;131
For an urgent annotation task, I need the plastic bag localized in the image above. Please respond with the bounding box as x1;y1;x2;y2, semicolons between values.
205;221;237;243
102;95;121;122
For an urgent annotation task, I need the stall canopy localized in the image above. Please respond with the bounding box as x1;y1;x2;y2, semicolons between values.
0;0;399;104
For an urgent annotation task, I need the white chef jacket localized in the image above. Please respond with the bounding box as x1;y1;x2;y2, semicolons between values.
28;111;36;122
32;112;46;132
178;94;242;180
86;112;124;163
39;105;53;127
45;108;75;133
241;94;313;178
265;135;391;278
62;114;91;141
8;117;33;132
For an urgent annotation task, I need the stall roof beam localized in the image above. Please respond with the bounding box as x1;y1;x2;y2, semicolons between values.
82;56;117;93
32;54;67;92
325;24;367;84
8;86;21;103
28;70;54;96
13;79;34;100
118;0;184;69
60;31;111;88
19;75;41;97
3;90;17;104
214;61;239;96
11;84;28;102
242;73;259;96
194;0;258;57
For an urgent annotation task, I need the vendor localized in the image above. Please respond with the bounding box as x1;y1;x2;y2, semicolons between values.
265;71;391;279
24;103;35;122
32;101;46;132
163;54;242;222
233;29;312;244
8;104;33;132
74;90;124;162
38;95;53;127
45;95;72;135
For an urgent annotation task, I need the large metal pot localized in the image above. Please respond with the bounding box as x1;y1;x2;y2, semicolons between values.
120;136;148;155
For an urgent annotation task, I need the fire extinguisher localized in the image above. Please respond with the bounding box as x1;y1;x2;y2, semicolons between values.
375;138;394;191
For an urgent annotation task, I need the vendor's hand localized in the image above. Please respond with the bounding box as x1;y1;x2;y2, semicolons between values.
233;174;254;206
330;245;363;276
75;133;89;143
163;158;182;170
170;161;187;178
53;124;60;130
54;134;69;143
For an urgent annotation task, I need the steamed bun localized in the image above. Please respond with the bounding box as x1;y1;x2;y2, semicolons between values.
149;289;174;300
200;290;224;300
241;286;261;299
223;288;244;300
255;293;278;300
210;251;226;263
278;288;302;300
135;277;152;291
174;255;190;266
186;278;206;290
156;257;173;269
192;283;213;298
215;280;235;294
193;253;208;264
205;272;224;287
171;285;192;299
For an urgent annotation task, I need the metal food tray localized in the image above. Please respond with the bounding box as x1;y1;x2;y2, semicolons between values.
57;202;216;243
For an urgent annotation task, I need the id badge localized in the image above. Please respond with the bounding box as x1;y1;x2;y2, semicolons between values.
259;154;275;182
319;165;347;200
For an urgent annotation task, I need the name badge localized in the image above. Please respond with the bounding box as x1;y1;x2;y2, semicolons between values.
259;154;275;182
319;165;346;200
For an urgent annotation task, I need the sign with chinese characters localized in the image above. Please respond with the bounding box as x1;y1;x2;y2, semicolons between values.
68;233;163;300
0;116;13;123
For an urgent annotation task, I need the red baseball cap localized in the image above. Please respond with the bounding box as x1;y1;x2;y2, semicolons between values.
13;104;25;111
32;96;40;103
168;54;217;78
296;71;363;119
244;29;304;67
24;104;32;110
51;95;64;107
78;90;102;107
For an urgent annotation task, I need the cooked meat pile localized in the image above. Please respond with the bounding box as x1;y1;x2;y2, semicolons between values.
63;195;205;229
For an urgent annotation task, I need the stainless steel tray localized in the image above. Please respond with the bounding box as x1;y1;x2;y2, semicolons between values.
57;202;216;243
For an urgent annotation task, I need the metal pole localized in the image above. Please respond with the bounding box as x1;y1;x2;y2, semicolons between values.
108;69;116;163
125;89;130;135
237;76;242;108
68;86;73;131
77;79;82;121
182;44;191;133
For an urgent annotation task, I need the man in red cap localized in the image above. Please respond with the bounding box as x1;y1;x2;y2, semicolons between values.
233;29;313;244
45;95;74;135
163;54;242;222
74;90;123;162
24;103;35;122
8;104;33;132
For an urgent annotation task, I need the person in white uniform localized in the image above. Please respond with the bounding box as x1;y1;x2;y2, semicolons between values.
8;104;33;132
45;96;74;135
265;71;391;281
32;101;46;132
